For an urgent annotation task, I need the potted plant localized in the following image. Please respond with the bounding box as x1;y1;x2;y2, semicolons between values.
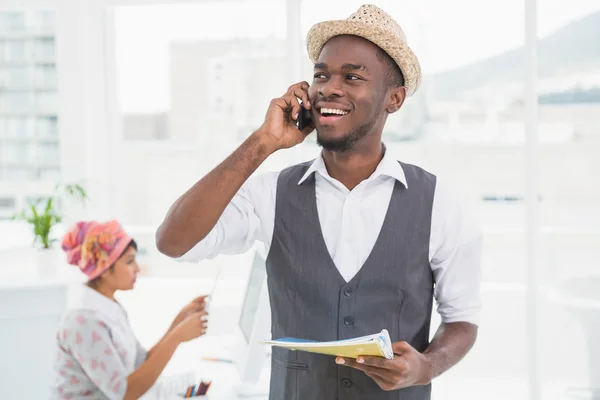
12;183;88;270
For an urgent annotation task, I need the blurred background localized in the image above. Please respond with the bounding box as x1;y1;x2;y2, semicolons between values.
1;0;599;399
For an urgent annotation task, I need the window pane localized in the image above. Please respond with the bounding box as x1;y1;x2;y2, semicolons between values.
0;93;33;113
0;9;59;184
5;167;33;180
0;66;29;88
537;1;600;397
36;91;57;114
37;140;59;164
37;167;60;181
33;38;55;61
32;11;55;33
5;140;29;163
33;64;56;88
115;1;286;144
36;116;58;137
2;39;27;62
6;117;34;137
0;12;25;34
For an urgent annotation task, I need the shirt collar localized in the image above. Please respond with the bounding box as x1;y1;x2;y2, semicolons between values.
297;145;408;188
77;284;125;318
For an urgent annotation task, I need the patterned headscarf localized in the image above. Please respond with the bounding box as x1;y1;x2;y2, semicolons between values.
62;220;133;281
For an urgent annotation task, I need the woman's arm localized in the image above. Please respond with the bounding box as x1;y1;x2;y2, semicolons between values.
124;332;180;400
125;311;207;400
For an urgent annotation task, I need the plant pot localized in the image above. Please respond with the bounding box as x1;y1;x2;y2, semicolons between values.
35;247;61;277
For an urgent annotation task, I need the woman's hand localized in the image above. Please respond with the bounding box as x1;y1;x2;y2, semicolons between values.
169;295;208;331
170;310;209;343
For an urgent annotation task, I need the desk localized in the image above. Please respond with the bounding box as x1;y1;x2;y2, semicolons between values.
141;334;271;400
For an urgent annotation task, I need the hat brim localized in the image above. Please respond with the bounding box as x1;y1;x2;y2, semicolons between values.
306;20;421;96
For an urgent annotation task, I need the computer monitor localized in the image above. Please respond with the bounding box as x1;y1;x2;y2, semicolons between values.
230;248;271;397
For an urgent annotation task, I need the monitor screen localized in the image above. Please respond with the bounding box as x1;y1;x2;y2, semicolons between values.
238;252;267;343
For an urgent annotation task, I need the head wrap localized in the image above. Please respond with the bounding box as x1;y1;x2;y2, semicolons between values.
62;220;133;280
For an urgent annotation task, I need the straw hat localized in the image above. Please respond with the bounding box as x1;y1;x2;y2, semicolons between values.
306;4;421;96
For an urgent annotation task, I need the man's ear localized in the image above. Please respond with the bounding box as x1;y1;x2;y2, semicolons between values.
385;86;406;114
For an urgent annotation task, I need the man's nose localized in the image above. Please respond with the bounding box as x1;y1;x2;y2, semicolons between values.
319;76;344;98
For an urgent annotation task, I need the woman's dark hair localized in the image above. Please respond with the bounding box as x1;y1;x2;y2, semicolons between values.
87;239;137;288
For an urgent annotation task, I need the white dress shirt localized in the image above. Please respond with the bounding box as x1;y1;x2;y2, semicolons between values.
178;148;483;326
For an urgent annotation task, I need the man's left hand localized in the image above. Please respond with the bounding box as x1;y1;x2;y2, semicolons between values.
335;341;433;391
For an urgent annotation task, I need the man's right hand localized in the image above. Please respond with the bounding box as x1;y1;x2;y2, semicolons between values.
256;81;315;151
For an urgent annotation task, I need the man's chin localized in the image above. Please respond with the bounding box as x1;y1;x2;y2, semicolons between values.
316;135;354;152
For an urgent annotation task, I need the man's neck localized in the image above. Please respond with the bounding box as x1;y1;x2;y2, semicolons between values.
322;142;384;191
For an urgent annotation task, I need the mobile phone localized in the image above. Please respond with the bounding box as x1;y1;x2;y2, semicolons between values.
297;105;313;131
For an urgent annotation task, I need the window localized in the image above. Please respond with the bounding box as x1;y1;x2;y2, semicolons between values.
0;93;33;113
35;91;57;114
114;1;286;145
0;12;25;34
0;9;58;183
0;197;16;208
36;116;57;137
2;66;30;88
4;167;33;180
37;140;59;165
5;140;29;163
2;39;27;63
33;38;55;61
37;167;60;181
33;64;56;88
32;10;55;33
6;117;34;137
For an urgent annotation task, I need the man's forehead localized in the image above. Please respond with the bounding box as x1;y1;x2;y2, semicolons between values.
318;35;380;60
316;36;380;70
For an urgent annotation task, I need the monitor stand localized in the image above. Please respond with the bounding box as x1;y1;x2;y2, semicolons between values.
233;366;271;397
233;382;270;397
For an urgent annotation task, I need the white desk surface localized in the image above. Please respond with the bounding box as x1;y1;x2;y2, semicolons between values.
143;334;270;400
0;246;84;290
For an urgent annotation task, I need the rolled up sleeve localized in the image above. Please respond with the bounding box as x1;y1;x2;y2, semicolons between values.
176;171;278;263
430;181;483;326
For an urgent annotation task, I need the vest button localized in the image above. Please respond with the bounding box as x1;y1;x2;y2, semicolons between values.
343;288;353;297
342;378;353;388
344;316;354;326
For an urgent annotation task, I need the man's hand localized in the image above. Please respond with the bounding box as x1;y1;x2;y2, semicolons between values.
335;341;433;391
256;81;315;151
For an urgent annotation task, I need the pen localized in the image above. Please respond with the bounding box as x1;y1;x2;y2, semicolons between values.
197;382;206;396
202;356;233;364
205;264;223;313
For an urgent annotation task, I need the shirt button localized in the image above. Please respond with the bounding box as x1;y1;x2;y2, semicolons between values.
341;378;353;388
344;316;354;326
343;288;353;297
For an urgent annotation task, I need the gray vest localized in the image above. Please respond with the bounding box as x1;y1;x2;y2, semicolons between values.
265;161;436;400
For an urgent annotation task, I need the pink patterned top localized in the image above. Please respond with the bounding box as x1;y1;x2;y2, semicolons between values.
50;285;147;400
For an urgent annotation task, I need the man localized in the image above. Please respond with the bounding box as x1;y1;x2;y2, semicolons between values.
156;4;481;400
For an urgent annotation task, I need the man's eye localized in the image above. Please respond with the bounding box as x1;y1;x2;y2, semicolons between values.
314;73;326;79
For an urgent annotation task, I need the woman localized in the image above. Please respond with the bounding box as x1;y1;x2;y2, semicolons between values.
51;220;208;400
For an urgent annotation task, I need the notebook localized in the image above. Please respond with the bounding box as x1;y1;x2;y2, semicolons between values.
261;329;394;360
